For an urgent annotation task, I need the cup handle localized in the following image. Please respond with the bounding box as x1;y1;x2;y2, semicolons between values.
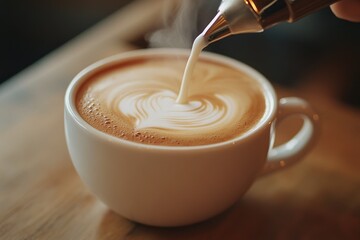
260;97;320;176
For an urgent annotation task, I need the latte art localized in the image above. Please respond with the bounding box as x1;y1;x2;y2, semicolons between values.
119;89;238;131
77;57;265;146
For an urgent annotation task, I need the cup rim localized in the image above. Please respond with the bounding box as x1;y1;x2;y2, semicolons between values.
65;48;277;151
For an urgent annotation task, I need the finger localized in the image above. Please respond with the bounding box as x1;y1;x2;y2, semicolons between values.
330;0;360;22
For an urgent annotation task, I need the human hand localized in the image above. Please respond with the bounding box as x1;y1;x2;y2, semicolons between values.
331;0;360;22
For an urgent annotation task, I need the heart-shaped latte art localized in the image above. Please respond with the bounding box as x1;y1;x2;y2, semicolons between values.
77;57;265;144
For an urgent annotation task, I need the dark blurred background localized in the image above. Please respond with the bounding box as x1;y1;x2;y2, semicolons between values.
0;0;131;83
1;0;359;106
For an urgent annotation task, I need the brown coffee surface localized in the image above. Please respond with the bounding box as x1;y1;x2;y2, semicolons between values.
76;56;266;146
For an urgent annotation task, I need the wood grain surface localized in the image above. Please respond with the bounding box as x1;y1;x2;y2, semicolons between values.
1;0;359;239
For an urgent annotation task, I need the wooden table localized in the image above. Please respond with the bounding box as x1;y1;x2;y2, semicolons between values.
1;0;359;239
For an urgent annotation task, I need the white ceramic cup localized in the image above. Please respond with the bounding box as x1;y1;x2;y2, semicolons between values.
64;49;319;227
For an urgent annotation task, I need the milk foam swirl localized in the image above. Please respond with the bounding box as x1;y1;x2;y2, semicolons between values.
84;59;261;137
119;90;235;131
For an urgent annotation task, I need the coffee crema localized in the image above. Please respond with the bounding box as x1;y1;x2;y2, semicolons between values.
76;56;266;146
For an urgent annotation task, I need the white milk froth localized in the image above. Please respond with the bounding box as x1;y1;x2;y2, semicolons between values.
77;57;265;146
